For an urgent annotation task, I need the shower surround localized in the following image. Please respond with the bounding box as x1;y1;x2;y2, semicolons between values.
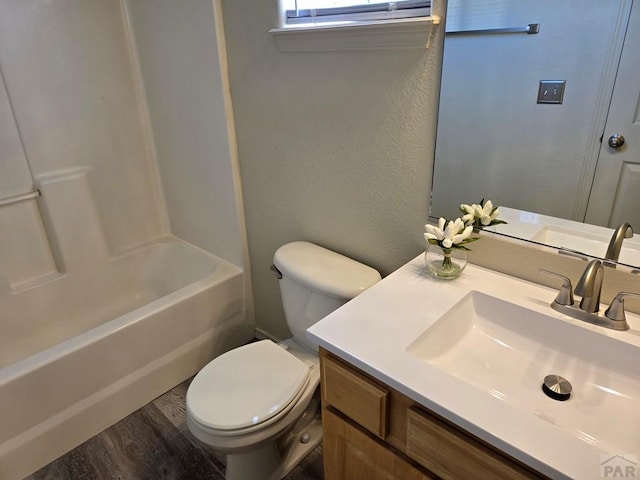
0;1;252;478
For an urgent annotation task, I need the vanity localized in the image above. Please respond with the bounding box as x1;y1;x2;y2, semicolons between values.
307;255;640;479
319;349;544;479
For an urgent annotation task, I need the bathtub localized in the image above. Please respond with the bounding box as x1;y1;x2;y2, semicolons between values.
0;237;253;480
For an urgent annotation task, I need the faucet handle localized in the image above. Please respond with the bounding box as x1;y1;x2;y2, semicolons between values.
604;292;640;326
539;269;574;306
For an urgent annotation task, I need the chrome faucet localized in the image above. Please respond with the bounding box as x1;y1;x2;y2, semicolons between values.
605;222;633;263
540;259;631;331
574;259;604;313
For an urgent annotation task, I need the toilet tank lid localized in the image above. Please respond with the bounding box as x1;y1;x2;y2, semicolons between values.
273;242;381;299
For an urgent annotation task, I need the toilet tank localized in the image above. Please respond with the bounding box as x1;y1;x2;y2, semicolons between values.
273;242;381;351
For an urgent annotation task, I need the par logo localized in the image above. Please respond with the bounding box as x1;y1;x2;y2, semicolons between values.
601;455;638;478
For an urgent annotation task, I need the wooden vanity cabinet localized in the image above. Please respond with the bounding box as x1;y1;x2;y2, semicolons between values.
323;409;433;480
320;348;548;480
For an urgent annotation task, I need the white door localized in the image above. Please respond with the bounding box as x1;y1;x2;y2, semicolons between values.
585;0;640;228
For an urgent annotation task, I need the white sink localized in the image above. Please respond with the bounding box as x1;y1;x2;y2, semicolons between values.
530;225;640;266
618;246;640;268
531;225;609;257
407;291;640;453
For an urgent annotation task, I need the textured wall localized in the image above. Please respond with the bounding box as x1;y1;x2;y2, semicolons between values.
222;1;446;339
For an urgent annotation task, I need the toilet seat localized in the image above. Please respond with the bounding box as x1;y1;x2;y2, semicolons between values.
187;340;311;435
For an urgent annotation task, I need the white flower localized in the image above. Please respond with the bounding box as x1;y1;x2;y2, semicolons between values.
460;203;475;225
425;217;473;249
460;200;502;227
424;217;446;241
479;200;494;225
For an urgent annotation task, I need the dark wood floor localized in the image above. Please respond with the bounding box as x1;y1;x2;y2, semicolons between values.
27;379;324;480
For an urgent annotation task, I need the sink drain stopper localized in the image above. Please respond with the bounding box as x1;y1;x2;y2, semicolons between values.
542;374;572;401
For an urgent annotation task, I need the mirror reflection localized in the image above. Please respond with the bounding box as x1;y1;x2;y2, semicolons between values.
430;0;640;267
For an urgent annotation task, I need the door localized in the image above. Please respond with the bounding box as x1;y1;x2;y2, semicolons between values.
323;409;435;480
585;0;640;228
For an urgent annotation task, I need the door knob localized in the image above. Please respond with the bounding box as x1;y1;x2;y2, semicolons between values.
608;134;625;148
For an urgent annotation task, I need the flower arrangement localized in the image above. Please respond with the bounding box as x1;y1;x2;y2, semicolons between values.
459;199;507;230
424;217;477;278
424;199;505;279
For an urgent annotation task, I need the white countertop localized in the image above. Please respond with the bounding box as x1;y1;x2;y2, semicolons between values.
307;255;640;480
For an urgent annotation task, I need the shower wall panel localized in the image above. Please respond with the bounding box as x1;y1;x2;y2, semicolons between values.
0;72;32;198
0;0;167;258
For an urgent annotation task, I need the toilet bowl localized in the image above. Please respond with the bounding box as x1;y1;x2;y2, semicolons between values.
186;242;381;480
187;339;321;480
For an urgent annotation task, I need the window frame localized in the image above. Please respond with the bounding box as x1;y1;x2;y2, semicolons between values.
285;1;431;25
270;0;441;52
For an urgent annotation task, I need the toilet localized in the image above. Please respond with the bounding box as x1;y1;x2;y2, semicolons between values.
186;241;381;480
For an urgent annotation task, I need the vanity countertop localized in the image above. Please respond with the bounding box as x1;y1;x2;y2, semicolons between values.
306;255;640;480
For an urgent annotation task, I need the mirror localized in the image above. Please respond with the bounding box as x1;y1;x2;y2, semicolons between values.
430;0;640;268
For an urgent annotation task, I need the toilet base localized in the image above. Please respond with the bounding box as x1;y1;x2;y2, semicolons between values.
225;417;323;480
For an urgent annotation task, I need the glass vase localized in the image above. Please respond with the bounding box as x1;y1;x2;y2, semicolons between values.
424;245;468;280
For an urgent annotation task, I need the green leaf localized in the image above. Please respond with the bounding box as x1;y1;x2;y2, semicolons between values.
461;237;480;244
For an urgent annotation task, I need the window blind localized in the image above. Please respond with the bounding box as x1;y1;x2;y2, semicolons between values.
286;0;431;24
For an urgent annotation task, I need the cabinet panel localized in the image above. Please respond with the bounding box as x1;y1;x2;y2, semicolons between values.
320;350;548;480
324;408;434;480
407;407;541;480
322;353;389;438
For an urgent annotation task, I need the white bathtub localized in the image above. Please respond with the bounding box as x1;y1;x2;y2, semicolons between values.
0;237;253;480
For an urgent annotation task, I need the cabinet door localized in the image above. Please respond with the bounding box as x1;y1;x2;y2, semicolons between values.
407;407;541;480
322;353;389;438
323;409;434;480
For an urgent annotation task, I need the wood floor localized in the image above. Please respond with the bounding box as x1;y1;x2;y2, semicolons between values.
27;379;324;480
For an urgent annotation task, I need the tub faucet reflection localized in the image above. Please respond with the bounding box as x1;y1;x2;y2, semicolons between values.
605;222;634;264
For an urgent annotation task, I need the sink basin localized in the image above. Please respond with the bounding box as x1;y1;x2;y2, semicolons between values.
407;291;640;453
531;225;610;258
530;225;640;266
618;245;640;268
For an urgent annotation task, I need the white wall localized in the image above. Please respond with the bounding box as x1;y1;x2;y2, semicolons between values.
0;0;167;253
125;0;249;271
432;0;628;222
0;74;32;198
221;1;446;339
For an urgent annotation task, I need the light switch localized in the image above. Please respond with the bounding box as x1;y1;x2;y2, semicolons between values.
537;80;566;104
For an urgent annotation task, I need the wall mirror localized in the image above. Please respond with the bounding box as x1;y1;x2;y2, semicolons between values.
430;0;640;269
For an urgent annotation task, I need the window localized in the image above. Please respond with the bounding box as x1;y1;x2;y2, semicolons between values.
285;0;431;25
271;0;440;52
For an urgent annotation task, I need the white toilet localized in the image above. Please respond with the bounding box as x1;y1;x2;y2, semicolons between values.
186;241;381;480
